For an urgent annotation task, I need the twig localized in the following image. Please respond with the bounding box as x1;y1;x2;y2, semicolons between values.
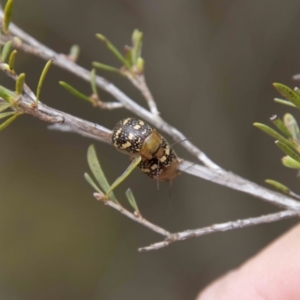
0;11;220;171
94;193;297;252
180;161;300;213
91;97;123;110
0;63;111;144
139;210;297;251
0;13;299;251
94;193;170;237
123;70;159;116
1;64;300;214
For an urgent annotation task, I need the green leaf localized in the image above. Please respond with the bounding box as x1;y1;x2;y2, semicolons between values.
36;59;53;102
265;179;290;194
3;0;14;33
136;57;144;72
92;62;121;74
69;44;80;62
59;81;92;103
273;83;300;109
8;49;17;71
0;111;15;120
96;33;131;69
105;156;142;196
125;188;140;214
87;145;117;202
84;172;102;193
0;112;20;132
0;85;15;103
275;141;300;163
15;73;25;95
0;102;12;113
270;115;292;138
131;29;143;65
253;123;297;151
274;98;296;107
90;69;98;97
282;156;300;169
1;40;12;63
283;113;300;142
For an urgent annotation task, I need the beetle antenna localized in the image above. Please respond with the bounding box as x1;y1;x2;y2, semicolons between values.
170;138;190;147
182;162;196;172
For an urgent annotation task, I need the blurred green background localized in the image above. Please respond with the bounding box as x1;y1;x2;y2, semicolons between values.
1;0;300;299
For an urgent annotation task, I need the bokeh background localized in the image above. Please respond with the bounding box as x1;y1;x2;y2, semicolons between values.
1;0;300;299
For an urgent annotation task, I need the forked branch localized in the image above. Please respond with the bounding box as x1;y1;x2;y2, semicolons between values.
0;6;299;251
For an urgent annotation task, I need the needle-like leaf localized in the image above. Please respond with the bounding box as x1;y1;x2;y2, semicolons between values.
87;145;117;202
282;156;300;169
125;188;140;215
265;179;290;194
254;123;297;151
1;40;12;63
270;115;292;138
92;62;122;74
8;49;17;71
0;112;20;132
274;98;296;107
59;81;92;104
96;33;131;69
84;172;102;193
283;114;300;142
3;0;14;33
273;83;300;109
275;141;300;164
0;102;12;113
15;73;25;95
0;85;15;103
105;156;142;196
36;59;53;102
90;69;98;97
0;111;15;120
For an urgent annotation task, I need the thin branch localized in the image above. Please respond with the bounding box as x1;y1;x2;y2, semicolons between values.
123;70;159;116
94;193;297;252
139;210;297;251
1;64;300;214
0;13;299;251
0;63;111;144
0;11;220;171
94;193;170;237
91;97;124;110
180;160;300;213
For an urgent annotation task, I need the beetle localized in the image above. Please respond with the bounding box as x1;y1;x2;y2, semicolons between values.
106;117;180;195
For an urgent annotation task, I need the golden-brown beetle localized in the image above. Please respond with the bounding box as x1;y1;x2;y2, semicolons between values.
106;117;180;194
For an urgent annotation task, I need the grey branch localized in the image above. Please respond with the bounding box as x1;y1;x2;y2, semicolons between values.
2;11;220;171
2;76;300;214
94;193;170;237
93;193;297;252
0;11;300;251
1;61;300;218
138;210;297;251
180;161;300;213
123;70;159;116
